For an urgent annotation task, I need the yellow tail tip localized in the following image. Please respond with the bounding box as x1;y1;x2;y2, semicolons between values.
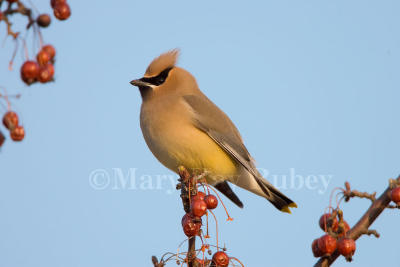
280;203;298;214
281;206;291;214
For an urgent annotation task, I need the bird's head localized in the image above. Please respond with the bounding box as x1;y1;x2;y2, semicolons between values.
130;49;198;100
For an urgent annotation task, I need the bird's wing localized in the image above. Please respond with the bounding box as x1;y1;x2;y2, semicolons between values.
182;94;272;197
182;94;297;212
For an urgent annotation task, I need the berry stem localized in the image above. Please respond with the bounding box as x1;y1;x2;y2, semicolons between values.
22;38;29;60
230;257;245;267
204;183;233;221
208;210;219;251
8;38;19;71
328;187;344;211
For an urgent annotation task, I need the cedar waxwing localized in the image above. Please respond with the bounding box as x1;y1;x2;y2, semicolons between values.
130;50;297;213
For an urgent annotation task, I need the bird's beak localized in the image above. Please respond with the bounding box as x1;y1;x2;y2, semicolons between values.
130;79;150;88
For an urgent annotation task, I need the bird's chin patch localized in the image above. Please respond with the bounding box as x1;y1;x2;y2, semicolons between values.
139;86;153;99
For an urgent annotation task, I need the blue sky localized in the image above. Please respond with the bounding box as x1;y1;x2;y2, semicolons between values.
0;1;399;266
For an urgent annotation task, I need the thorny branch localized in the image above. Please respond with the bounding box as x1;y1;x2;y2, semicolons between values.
314;175;400;267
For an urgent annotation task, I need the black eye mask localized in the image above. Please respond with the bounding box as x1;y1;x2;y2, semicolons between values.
140;67;173;86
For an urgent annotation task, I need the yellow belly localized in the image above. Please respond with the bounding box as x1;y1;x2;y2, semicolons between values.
171;128;237;181
142;116;237;183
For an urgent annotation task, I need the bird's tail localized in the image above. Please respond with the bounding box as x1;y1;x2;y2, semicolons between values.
257;178;297;213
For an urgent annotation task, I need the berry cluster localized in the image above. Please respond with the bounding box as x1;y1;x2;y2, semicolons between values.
312;210;356;262
21;45;56;85
1;0;71;85
2;111;24;142
0;0;71;147
182;192;218;236
181;191;231;267
152;167;244;267
314;179;400;266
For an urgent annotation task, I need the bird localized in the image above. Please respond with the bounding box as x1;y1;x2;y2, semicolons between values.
130;49;297;213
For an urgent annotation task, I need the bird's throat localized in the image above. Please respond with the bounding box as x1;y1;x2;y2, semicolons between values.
139;86;152;99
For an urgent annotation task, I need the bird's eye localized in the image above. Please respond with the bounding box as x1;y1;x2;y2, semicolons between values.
157;77;165;84
141;67;172;86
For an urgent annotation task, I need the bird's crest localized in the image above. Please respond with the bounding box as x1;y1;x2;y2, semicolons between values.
144;49;180;77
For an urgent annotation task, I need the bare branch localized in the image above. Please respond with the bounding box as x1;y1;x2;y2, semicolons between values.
2;1;35;39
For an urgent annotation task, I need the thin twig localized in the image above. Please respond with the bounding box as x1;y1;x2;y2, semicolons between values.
2;0;36;39
343;181;376;202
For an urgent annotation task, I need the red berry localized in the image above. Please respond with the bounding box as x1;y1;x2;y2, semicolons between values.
37;14;51;27
312;239;323;258
212;251;229;267
191;199;207;217
54;3;71;20
37;50;51;66
319;213;338;232
391;187;400;204
191;191;206;202
10;125;25;142
51;0;67;8
7;0;18;3
21;61;40;85
337;238;356;258
0;12;3;21
181;213;201;237
45;63;55;77
317;234;337;255
38;65;54;83
0;131;5;147
42;45;56;60
204;194;218;209
181;213;190;225
2;111;19;130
